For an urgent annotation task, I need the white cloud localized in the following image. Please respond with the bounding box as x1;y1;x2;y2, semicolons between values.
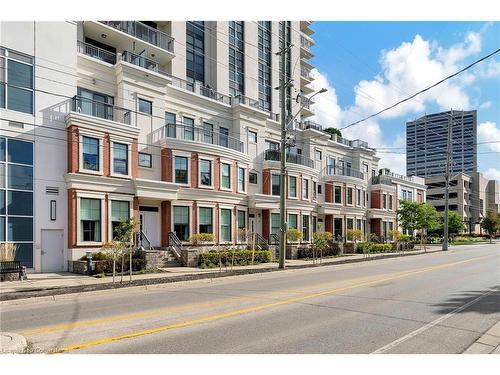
482;168;500;181
478;59;500;78
309;69;342;127
479;101;492;109
478;121;500;152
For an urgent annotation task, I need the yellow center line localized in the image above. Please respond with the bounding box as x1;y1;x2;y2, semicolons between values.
55;254;494;353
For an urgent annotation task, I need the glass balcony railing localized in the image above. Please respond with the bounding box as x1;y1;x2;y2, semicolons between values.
299;120;322;131
100;21;174;53
164;122;244;153
326;165;364;180
370;175;393;185
77;40;116;64
264;149;315;169
121;51;160;72
71;95;132;125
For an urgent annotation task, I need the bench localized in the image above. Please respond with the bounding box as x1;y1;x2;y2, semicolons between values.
0;261;23;280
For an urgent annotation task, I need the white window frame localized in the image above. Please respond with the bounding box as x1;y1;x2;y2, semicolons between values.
383;193;387;210
109;138;132;178
248;129;258;144
108;194;134;242
302;177;310;200
198;157;214;189
236;205;248;243
197;204;216;240
346;186;354;206
219;205;233;244
356;188;361;207
76;191;106;246
172;150;191;186
271;171;281;196
220;160;232;191
334;184;342;205
171;201;193;244
138;152;152;169
137;96;153;116
288;175;298;199
237;164;246;193
79;131;104;175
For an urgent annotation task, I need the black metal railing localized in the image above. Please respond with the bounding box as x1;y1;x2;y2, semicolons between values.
300;67;312;80
164;122;244;153
270;233;280;245
121;51;160;72
232;94;260;109
135;231;152;250
370;175;393;185
169;231;182;253
168;76;232;105
300;36;313;52
100;21;175;53
300;120;322;131
326;165;364;180
77;40;116;64
71;95;132;125
255;233;267;250
264;149;315;169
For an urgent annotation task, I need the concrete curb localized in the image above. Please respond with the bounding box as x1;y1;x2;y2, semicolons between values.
0;332;27;354
463;321;500;354
0;249;440;303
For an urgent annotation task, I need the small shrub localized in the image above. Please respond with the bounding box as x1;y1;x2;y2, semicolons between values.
188;233;215;245
0;243;17;261
356;242;393;254
287;228;303;242
198;250;272;268
80;251;110;261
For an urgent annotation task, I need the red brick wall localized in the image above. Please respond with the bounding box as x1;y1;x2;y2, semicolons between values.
191;152;199;188
325;182;333;203
161;148;173;182
262;209;270;241
103;134;110;176
325;215;333;233
232;161;238;193
371;219;381;236
192;202;198;237
343;183;347;206
161;201;171;246
67;126;79;173
371;190;381;209
214;204;219;243
133;197;139;224
262;169;270;195
67;189;77;247
214;158;221;190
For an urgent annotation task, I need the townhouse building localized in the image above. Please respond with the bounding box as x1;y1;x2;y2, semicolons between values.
1;21;422;272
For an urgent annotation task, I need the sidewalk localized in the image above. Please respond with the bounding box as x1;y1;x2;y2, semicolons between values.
0;247;441;301
463;321;500;354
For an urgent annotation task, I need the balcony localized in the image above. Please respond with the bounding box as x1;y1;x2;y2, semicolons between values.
169;76;232;105
299;120;322;132
71;95;132;125
300;67;312;81
164;122;244;153
77;40;116;64
325;165;364;180
300;36;314;58
99;21;174;53
121;50;161;72
264;149;315;169
370;175;393;186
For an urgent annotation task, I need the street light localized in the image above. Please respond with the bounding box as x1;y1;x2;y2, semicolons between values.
278;87;328;270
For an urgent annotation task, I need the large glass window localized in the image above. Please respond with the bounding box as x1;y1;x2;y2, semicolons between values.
203;122;213;144
186;21;205;84
221;163;231;189
80;198;101;242
389;195;393;210
173;206;190;241
183;117;194;141
113;142;128;175
271;174;280;196
219;127;229;148
356;189;361;206
279;21;292;113
82;136;99;171
220;208;232;242
199;207;213;234
111;201;130;239
383;194;387;209
271;213;280;237
257;21;271;110
334;218;343;238
238;167;245;192
288;176;297;198
334;186;342;204
302;178;309;200
0;137;34;267
174;156;188;184
165;112;177;138
1;49;34;114
288;214;298;230
138;98;152;115
138;152;152;168
302;215;309;242
237;210;246;241
229;21;245;97
199;159;212;186
77;87;114;120
347;187;353;205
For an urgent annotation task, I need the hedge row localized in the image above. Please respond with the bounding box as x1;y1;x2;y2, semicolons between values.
356;243;393;254
199;250;272;268
92;259;147;274
297;243;341;259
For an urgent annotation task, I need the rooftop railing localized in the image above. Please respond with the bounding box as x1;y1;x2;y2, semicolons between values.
264;149;315;169
100;21;174;53
121;51;159;72
71;95;132;125
370;175;393;186
77;40;116;64
164;122;244;153
168;76;232;105
300;120;322;131
325;165;364;180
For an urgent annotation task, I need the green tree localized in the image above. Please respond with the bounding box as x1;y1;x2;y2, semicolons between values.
397;200;420;234
324;127;342;138
312;231;333;263
481;211;500;243
115;218;138;282
416;203;439;252
446;211;466;236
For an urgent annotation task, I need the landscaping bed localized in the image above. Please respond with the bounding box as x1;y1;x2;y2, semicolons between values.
199;250;272;268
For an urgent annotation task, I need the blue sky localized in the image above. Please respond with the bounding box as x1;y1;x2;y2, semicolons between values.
309;21;500;179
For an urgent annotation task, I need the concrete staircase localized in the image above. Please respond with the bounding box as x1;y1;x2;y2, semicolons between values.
144;248;181;269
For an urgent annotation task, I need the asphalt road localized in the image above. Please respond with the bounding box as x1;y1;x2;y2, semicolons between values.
1;243;499;354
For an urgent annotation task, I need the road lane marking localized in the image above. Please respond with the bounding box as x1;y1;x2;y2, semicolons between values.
371;288;498;354
54;254;495;353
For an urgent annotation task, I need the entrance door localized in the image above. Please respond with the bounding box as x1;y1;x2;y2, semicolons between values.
139;207;160;247
41;230;64;272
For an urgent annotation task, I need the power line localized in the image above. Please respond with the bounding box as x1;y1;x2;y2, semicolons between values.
339;47;500;130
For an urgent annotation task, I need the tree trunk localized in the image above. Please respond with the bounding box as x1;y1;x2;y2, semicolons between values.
120;254;124;283
129;245;132;282
421;230;426;252
112;258;116;284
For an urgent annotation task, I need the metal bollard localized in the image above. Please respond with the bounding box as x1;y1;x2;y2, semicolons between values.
86;251;93;276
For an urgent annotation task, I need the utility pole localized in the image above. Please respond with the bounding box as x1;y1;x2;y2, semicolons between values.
443;109;453;251
278;21;288;269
